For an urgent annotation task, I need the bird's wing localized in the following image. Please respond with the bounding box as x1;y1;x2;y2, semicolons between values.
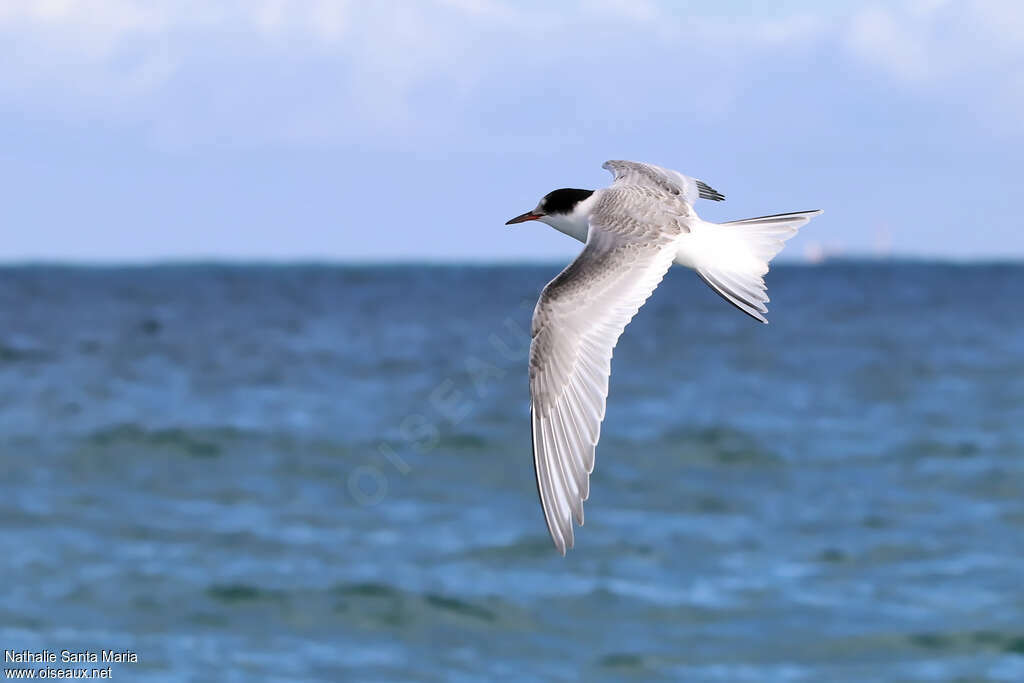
529;190;683;554
602;160;725;206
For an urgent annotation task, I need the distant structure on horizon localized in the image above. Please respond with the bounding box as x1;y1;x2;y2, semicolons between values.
802;224;892;264
872;224;893;259
803;241;827;264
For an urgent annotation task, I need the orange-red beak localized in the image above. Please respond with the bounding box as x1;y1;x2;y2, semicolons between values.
505;211;543;225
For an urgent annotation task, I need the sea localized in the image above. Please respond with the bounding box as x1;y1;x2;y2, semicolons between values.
1;263;1022;682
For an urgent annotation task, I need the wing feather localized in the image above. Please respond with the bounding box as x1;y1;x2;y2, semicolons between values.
603;160;724;207
529;196;681;554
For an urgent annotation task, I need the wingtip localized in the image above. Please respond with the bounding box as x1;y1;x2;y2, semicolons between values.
696;179;725;202
551;523;575;556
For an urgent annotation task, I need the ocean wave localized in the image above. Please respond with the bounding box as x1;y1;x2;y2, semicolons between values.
0;341;51;363
205;580;506;625
86;424;238;458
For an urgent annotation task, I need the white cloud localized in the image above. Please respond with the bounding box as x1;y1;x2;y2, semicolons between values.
848;6;932;81
0;1;823;86
853;0;1024;80
844;0;1024;127
0;0;830;145
1;0;1020;144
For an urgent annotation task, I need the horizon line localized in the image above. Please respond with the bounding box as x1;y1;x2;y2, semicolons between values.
1;255;1022;268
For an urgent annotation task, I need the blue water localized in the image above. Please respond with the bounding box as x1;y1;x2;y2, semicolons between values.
1;263;1023;682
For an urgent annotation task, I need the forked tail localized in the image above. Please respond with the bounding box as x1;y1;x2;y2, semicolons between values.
676;210;823;323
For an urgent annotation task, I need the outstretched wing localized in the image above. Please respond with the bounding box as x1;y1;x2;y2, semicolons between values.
603;160;724;206
529;193;682;554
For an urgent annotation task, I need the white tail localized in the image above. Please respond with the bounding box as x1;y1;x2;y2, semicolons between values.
674;210;822;323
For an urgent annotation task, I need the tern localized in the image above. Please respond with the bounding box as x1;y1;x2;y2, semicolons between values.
506;160;821;554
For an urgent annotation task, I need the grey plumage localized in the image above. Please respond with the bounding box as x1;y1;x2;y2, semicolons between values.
528;171;692;554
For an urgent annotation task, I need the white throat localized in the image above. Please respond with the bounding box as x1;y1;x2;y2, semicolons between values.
538;191;599;244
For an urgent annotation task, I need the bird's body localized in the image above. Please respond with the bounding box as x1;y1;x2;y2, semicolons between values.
506;160;821;554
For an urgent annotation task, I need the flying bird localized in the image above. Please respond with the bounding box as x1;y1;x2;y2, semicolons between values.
506;160;822;554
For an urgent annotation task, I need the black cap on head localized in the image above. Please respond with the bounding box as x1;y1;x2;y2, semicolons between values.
539;188;593;216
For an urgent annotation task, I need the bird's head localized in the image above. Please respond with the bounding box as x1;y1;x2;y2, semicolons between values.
506;188;595;238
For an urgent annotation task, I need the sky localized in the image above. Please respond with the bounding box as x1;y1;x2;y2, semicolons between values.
1;0;1022;263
